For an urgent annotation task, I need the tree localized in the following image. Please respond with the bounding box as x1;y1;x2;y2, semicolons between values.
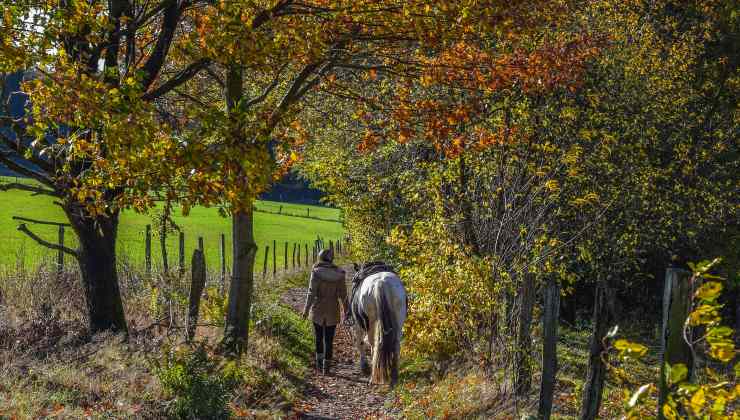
0;0;209;333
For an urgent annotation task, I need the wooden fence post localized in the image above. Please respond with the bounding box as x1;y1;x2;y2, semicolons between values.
159;226;170;273
329;239;334;254
57;225;65;275
198;236;204;253
307;208;310;217
514;273;536;396
186;249;206;342
305;243;308;266
297;244;301;267
579;275;614;420
220;233;226;292
145;224;152;276
292;243;296;269
272;240;277;277
284;242;288;271
178;231;185;273
659;268;695;418
263;246;269;279
539;277;561;420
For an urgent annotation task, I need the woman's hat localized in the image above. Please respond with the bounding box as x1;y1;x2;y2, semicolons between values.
318;248;334;263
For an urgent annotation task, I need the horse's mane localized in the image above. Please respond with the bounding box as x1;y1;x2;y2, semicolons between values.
351;261;396;285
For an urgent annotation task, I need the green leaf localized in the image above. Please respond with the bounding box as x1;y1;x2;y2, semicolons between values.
668;363;688;386
614;339;648;358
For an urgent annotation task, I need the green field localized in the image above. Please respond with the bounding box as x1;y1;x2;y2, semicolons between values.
0;177;343;272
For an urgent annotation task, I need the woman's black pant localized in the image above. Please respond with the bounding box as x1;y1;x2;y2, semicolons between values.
313;323;336;360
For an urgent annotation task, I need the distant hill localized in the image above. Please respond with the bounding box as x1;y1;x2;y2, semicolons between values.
0;165;16;176
261;172;325;205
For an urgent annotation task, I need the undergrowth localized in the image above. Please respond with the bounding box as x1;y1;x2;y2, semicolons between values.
0;261;316;419
389;323;662;419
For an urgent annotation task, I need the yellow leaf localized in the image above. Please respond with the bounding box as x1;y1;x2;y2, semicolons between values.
695;281;723;301
662;403;678;420
690;388;706;416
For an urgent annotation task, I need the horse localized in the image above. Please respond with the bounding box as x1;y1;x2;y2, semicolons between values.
347;262;407;386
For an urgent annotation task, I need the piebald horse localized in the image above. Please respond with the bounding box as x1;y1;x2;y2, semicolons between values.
348;262;407;386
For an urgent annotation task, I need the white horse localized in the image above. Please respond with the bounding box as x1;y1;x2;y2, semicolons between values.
348;263;407;386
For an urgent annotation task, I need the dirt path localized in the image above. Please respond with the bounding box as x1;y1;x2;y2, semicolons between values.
280;278;396;420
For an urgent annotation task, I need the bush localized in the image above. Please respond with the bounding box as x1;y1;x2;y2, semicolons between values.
151;342;240;419
388;220;497;360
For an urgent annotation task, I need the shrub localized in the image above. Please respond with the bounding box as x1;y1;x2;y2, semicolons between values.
151;342;240;419
388;220;497;360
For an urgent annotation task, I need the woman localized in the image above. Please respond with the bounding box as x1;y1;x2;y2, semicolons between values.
302;248;347;375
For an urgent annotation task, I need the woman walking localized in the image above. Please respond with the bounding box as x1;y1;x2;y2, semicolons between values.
302;248;348;375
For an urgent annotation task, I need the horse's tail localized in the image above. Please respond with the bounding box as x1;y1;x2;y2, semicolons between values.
371;280;400;386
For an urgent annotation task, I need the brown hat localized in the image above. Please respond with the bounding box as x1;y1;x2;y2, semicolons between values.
318;248;334;263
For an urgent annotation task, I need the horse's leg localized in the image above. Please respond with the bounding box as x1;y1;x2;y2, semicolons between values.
352;324;370;374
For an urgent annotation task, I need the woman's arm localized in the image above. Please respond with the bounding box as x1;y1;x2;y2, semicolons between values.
338;270;349;316
302;270;318;318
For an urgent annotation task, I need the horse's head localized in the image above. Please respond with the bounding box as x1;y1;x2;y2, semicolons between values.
351;262;364;284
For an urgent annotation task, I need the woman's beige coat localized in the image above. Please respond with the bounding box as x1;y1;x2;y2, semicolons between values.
302;262;347;326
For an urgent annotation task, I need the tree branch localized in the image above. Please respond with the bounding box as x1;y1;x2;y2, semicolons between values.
17;223;78;258
142;58;211;100
140;0;185;91
252;0;293;29
269;61;324;129
244;63;287;109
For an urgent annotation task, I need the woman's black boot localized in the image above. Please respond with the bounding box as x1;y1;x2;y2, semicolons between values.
316;353;324;374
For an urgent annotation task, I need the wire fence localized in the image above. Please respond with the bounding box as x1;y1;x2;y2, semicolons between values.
1;226;346;281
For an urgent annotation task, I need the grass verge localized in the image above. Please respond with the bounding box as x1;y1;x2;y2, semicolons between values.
0;261;318;419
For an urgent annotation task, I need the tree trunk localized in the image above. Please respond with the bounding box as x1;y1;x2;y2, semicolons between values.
223;207;257;353
221;64;257;354
736;292;740;348
67;206;127;334
579;275;613;420
514;273;536;396
539;277;561;420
